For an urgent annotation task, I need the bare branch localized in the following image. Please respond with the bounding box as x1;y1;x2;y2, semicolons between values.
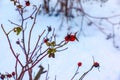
1;24;23;67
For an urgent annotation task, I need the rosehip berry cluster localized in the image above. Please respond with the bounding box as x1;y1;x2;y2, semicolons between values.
0;74;5;80
65;32;78;42
0;72;15;79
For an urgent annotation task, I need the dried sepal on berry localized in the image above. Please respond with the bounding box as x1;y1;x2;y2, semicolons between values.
16;5;23;9
48;53;55;58
45;41;56;46
46;42;51;46
92;56;100;71
70;32;79;42
47;48;56;54
93;61;100;72
47;48;56;58
51;41;56;46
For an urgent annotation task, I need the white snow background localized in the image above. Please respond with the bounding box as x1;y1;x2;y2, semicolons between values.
0;0;120;80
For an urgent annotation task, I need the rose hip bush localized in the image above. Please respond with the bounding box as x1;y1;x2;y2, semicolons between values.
0;0;100;80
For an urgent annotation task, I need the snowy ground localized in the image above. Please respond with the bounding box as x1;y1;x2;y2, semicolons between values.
0;0;120;80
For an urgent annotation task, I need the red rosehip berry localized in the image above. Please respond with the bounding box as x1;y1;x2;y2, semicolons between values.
25;1;30;6
12;72;15;76
93;62;100;67
77;62;82;67
0;74;5;79
64;32;78;42
44;38;49;43
6;74;12;78
69;35;76;41
65;34;71;42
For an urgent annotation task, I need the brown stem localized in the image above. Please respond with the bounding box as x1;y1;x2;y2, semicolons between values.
29;30;46;61
28;4;41;55
79;66;94;80
1;24;23;67
17;68;25;80
28;53;48;71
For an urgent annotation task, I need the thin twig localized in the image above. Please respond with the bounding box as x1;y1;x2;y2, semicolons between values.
29;30;46;61
8;20;21;27
45;64;50;80
24;5;38;20
79;66;94;80
28;4;41;55
1;24;23;67
71;67;79;80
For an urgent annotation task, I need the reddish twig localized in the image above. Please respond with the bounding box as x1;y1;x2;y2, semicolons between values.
1;24;23;67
